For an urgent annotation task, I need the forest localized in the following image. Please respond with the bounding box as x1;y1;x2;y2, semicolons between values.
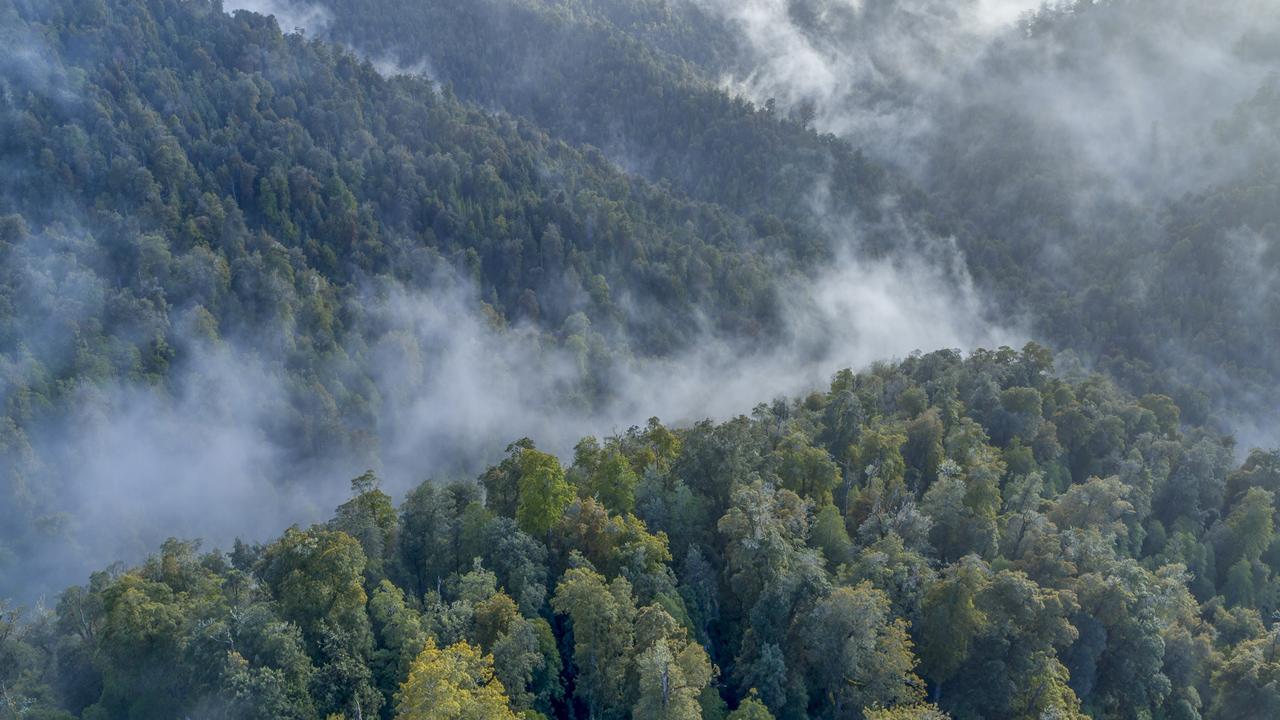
8;345;1280;720
304;0;1280;427
0;0;1278;718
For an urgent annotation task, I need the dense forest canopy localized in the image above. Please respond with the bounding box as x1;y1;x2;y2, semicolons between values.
7;345;1280;720
0;0;1278;718
0;0;1006;597
0;0;800;592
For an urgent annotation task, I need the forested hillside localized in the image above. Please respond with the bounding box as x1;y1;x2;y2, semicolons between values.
0;0;1010;597
303;0;1280;429
1;0;1279;718
6;347;1280;719
307;0;899;220
2;0;800;351
0;0;849;593
909;1;1280;427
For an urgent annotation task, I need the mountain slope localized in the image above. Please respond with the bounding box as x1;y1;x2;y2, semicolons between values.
0;0;819;593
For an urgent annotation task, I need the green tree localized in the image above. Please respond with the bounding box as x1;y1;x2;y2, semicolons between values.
903;409;945;492
718;481;813;611
516;448;575;539
915;558;988;697
811;503;854;567
331;470;398;585
1210;631;1280;718
849;423;909;523
491;617;559;714
482;439;535;518
551;566;637;719
772;433;840;504
727;695;777;720
369;580;429;705
576;440;641;514
398;480;477;598
1218;487;1275;575
1048;475;1136;543
632;605;714;720
257;527;370;651
801;583;925;718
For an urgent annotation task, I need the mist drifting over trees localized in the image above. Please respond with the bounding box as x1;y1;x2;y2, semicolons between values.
0;0;1277;718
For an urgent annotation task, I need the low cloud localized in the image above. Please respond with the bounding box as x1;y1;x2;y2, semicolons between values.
2;0;1023;603
696;0;1279;196
369;55;437;81
4;213;1014;603
222;0;333;36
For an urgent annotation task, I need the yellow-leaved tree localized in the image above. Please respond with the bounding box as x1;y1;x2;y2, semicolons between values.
395;638;519;720
863;703;951;720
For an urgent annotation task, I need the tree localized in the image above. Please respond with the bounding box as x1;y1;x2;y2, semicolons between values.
1217;487;1275;577
772;433;840;504
995;387;1043;444
77;573;195;718
257;527;370;651
491;617;558;714
1226;449;1280;507
551;566;637;719
718;481;812;611
331;471;398;585
811;503;854;567
482;439;536;518
369;581;429;704
903;409;945;492
625;418;683;475
849;423;909;524
922;453;1000;562
917;556;1086;718
863;704;949;720
915;558;988;696
844;534;936;620
256;526;384;717
474;516;549;615
679;545;720;644
577;440;640;514
395;638;519;720
398;480;476;598
1048;475;1136;542
998;469;1052;561
921;471;971;563
557;497;673;582
675;417;766;518
473;591;519;651
632;605;715;720
1210;631;1280;718
801;583;925;718
1139;394;1181;438
732;639;789;717
1065;560;1190;718
727;695;777;720
516;447;575;539
218;612;320;720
